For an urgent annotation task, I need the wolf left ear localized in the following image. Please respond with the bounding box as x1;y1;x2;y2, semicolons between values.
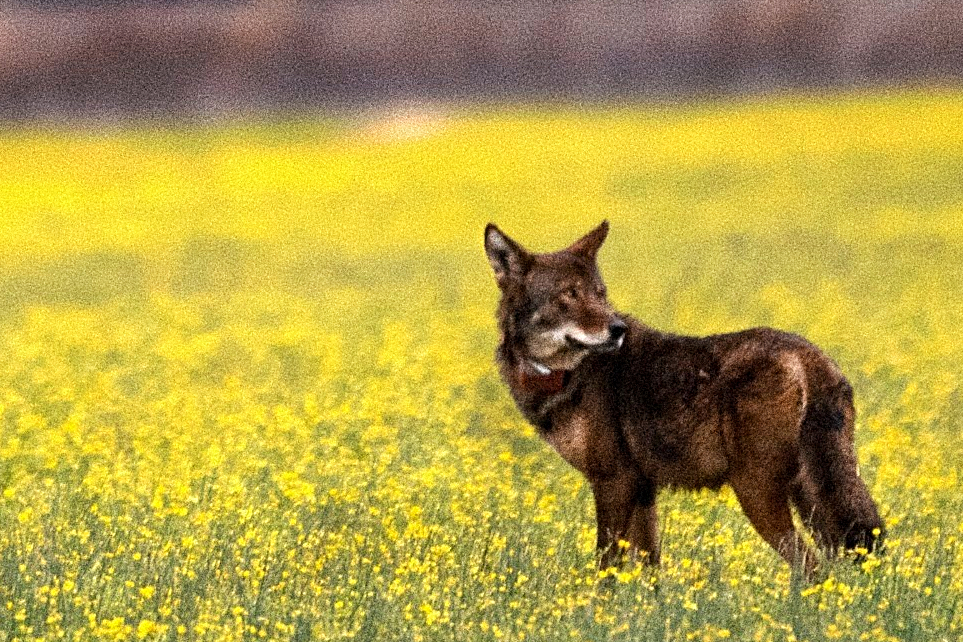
485;224;531;286
567;220;609;260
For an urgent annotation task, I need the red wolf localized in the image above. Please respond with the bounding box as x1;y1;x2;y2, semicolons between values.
484;221;883;573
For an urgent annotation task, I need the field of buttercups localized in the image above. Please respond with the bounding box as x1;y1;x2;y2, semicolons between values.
1;92;962;640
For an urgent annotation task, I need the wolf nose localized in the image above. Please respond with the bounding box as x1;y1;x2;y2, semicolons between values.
608;320;627;341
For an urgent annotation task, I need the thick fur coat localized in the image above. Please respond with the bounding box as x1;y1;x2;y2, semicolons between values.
485;221;883;572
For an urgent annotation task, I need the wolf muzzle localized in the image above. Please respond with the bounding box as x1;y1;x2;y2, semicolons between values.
565;320;627;354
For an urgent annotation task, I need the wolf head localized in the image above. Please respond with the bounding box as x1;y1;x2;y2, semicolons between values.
485;221;627;372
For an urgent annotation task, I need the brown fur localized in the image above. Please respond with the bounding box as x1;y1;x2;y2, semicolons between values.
485;221;884;574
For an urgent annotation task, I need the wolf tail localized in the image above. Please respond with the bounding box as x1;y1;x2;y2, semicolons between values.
792;380;885;555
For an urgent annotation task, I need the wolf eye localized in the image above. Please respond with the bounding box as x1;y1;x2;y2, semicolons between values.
563;287;579;299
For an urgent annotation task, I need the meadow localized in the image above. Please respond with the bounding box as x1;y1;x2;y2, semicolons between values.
0;91;962;641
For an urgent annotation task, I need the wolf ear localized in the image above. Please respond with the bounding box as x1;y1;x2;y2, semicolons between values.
485;224;531;286
567;220;609;260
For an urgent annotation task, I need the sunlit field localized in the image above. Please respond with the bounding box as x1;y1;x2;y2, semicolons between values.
1;92;962;641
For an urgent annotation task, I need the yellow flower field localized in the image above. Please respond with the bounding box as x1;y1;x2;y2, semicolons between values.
1;92;962;640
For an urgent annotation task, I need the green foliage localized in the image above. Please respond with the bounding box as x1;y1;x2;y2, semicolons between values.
0;92;962;640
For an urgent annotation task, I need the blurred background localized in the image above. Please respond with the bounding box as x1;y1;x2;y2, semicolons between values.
4;6;963;641
1;0;962;118
1;0;962;323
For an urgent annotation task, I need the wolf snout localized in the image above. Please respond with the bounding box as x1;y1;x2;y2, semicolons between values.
564;320;627;353
603;320;627;352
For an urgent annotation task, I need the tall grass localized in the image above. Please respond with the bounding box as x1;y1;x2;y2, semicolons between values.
1;92;962;640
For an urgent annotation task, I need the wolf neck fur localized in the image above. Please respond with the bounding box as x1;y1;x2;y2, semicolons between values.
497;326;607;431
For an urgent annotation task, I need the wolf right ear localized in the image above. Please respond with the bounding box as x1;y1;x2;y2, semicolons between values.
485;224;531;287
567;220;609;260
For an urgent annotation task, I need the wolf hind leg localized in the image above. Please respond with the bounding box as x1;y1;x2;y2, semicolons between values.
731;472;818;577
726;352;817;574
791;466;847;556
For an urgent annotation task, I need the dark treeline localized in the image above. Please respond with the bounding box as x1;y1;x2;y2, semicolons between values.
1;0;962;117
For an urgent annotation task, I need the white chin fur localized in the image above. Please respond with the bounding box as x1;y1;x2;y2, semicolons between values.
541;324;610;349
529;360;553;375
527;324;619;370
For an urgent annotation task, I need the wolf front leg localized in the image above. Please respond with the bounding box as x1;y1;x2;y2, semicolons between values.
591;472;648;569
624;479;660;565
